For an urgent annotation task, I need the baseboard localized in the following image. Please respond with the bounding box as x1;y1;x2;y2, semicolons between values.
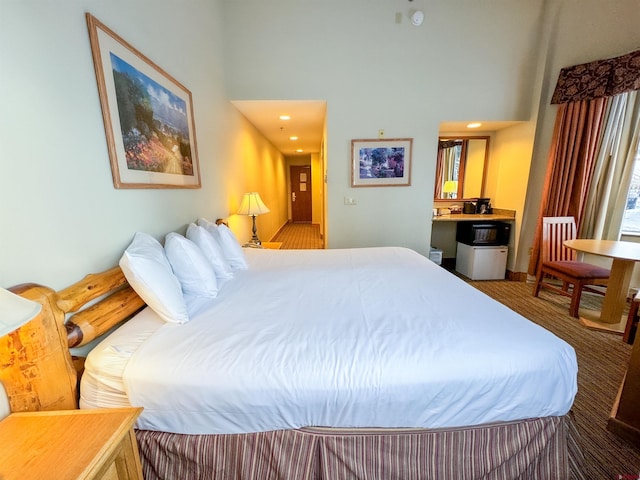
441;258;456;271
443;263;525;282
270;221;291;242
506;270;528;282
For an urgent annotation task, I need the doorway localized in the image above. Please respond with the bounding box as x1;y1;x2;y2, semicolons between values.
290;165;312;223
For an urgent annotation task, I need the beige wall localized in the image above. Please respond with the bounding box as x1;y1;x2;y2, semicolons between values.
490;122;537;270
310;152;325;235
224;115;289;244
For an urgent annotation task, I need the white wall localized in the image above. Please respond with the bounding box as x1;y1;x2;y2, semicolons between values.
4;0;639;291
0;0;286;289
220;0;546;256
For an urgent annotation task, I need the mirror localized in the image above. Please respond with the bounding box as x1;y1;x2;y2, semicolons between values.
434;136;489;200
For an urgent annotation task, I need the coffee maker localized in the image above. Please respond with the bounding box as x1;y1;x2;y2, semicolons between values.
475;198;491;214
463;201;476;214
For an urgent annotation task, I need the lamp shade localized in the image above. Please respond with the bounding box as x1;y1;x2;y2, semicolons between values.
0;288;41;337
442;180;458;194
237;192;270;216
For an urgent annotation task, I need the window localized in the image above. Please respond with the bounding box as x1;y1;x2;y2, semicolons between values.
621;145;640;235
582;91;640;240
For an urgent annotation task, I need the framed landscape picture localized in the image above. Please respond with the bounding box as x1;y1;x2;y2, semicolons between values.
86;13;201;189
351;138;412;187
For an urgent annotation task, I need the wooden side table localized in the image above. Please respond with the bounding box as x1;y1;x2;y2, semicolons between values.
261;242;283;250
0;407;143;480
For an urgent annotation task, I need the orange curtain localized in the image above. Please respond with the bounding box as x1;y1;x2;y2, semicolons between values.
527;97;609;276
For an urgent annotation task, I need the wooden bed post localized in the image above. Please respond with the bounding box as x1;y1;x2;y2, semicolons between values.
0;267;144;414
0;284;77;412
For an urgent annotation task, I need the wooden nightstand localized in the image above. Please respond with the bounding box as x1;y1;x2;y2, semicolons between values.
0;407;143;480
261;242;283;250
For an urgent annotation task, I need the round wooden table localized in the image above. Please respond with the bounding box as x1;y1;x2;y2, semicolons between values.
564;239;640;334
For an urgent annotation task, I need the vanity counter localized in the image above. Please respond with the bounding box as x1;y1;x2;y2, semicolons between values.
433;213;515;222
430;210;516;271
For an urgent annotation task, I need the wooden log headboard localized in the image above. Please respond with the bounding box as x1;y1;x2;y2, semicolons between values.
0;267;144;413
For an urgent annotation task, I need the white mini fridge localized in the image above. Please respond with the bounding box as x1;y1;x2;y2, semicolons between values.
455;242;508;280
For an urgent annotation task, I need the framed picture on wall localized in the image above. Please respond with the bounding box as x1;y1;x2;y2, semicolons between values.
351;138;412;187
86;13;201;189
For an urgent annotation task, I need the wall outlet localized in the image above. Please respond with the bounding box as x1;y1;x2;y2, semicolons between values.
344;196;357;205
378;129;385;138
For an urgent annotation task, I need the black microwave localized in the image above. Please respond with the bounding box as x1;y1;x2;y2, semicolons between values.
456;222;511;246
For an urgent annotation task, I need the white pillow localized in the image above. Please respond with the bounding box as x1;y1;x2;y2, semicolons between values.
186;223;233;281
216;223;248;270
164;232;218;298
119;232;189;324
196;217;219;237
196;218;247;270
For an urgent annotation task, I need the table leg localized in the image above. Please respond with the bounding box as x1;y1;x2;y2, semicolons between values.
579;257;633;334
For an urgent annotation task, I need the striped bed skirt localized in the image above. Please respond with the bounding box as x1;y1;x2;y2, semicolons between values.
135;415;586;479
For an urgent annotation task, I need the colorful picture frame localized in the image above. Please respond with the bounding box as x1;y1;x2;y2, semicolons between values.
86;13;201;189
351;138;412;187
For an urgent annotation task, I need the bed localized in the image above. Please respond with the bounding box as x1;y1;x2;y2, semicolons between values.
2;222;586;479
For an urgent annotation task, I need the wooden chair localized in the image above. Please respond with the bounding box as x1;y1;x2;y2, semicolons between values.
533;216;610;317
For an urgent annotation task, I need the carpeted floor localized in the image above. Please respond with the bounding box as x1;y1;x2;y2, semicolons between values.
467;278;640;479
271;222;324;249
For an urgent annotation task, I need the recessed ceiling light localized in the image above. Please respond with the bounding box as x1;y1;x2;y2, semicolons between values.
289;136;298;141
467;122;482;129
279;115;291;121
296;149;304;153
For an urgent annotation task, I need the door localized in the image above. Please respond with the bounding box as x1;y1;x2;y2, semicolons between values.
290;165;312;223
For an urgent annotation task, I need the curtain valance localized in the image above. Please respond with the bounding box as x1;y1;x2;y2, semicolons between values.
551;49;640;104
438;140;462;150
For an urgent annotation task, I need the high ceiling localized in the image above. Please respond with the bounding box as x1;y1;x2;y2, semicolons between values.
231;100;327;156
231;100;521;157
439;121;522;134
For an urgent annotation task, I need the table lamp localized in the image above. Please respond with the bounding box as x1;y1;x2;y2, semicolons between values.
443;180;458;199
237;192;270;245
0;288;42;419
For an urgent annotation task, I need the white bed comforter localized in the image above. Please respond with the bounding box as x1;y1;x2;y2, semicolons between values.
85;247;578;435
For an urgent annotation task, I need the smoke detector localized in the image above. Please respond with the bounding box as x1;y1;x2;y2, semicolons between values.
411;10;424;26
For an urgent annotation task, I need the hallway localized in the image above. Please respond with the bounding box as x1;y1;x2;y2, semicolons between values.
271;223;324;249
